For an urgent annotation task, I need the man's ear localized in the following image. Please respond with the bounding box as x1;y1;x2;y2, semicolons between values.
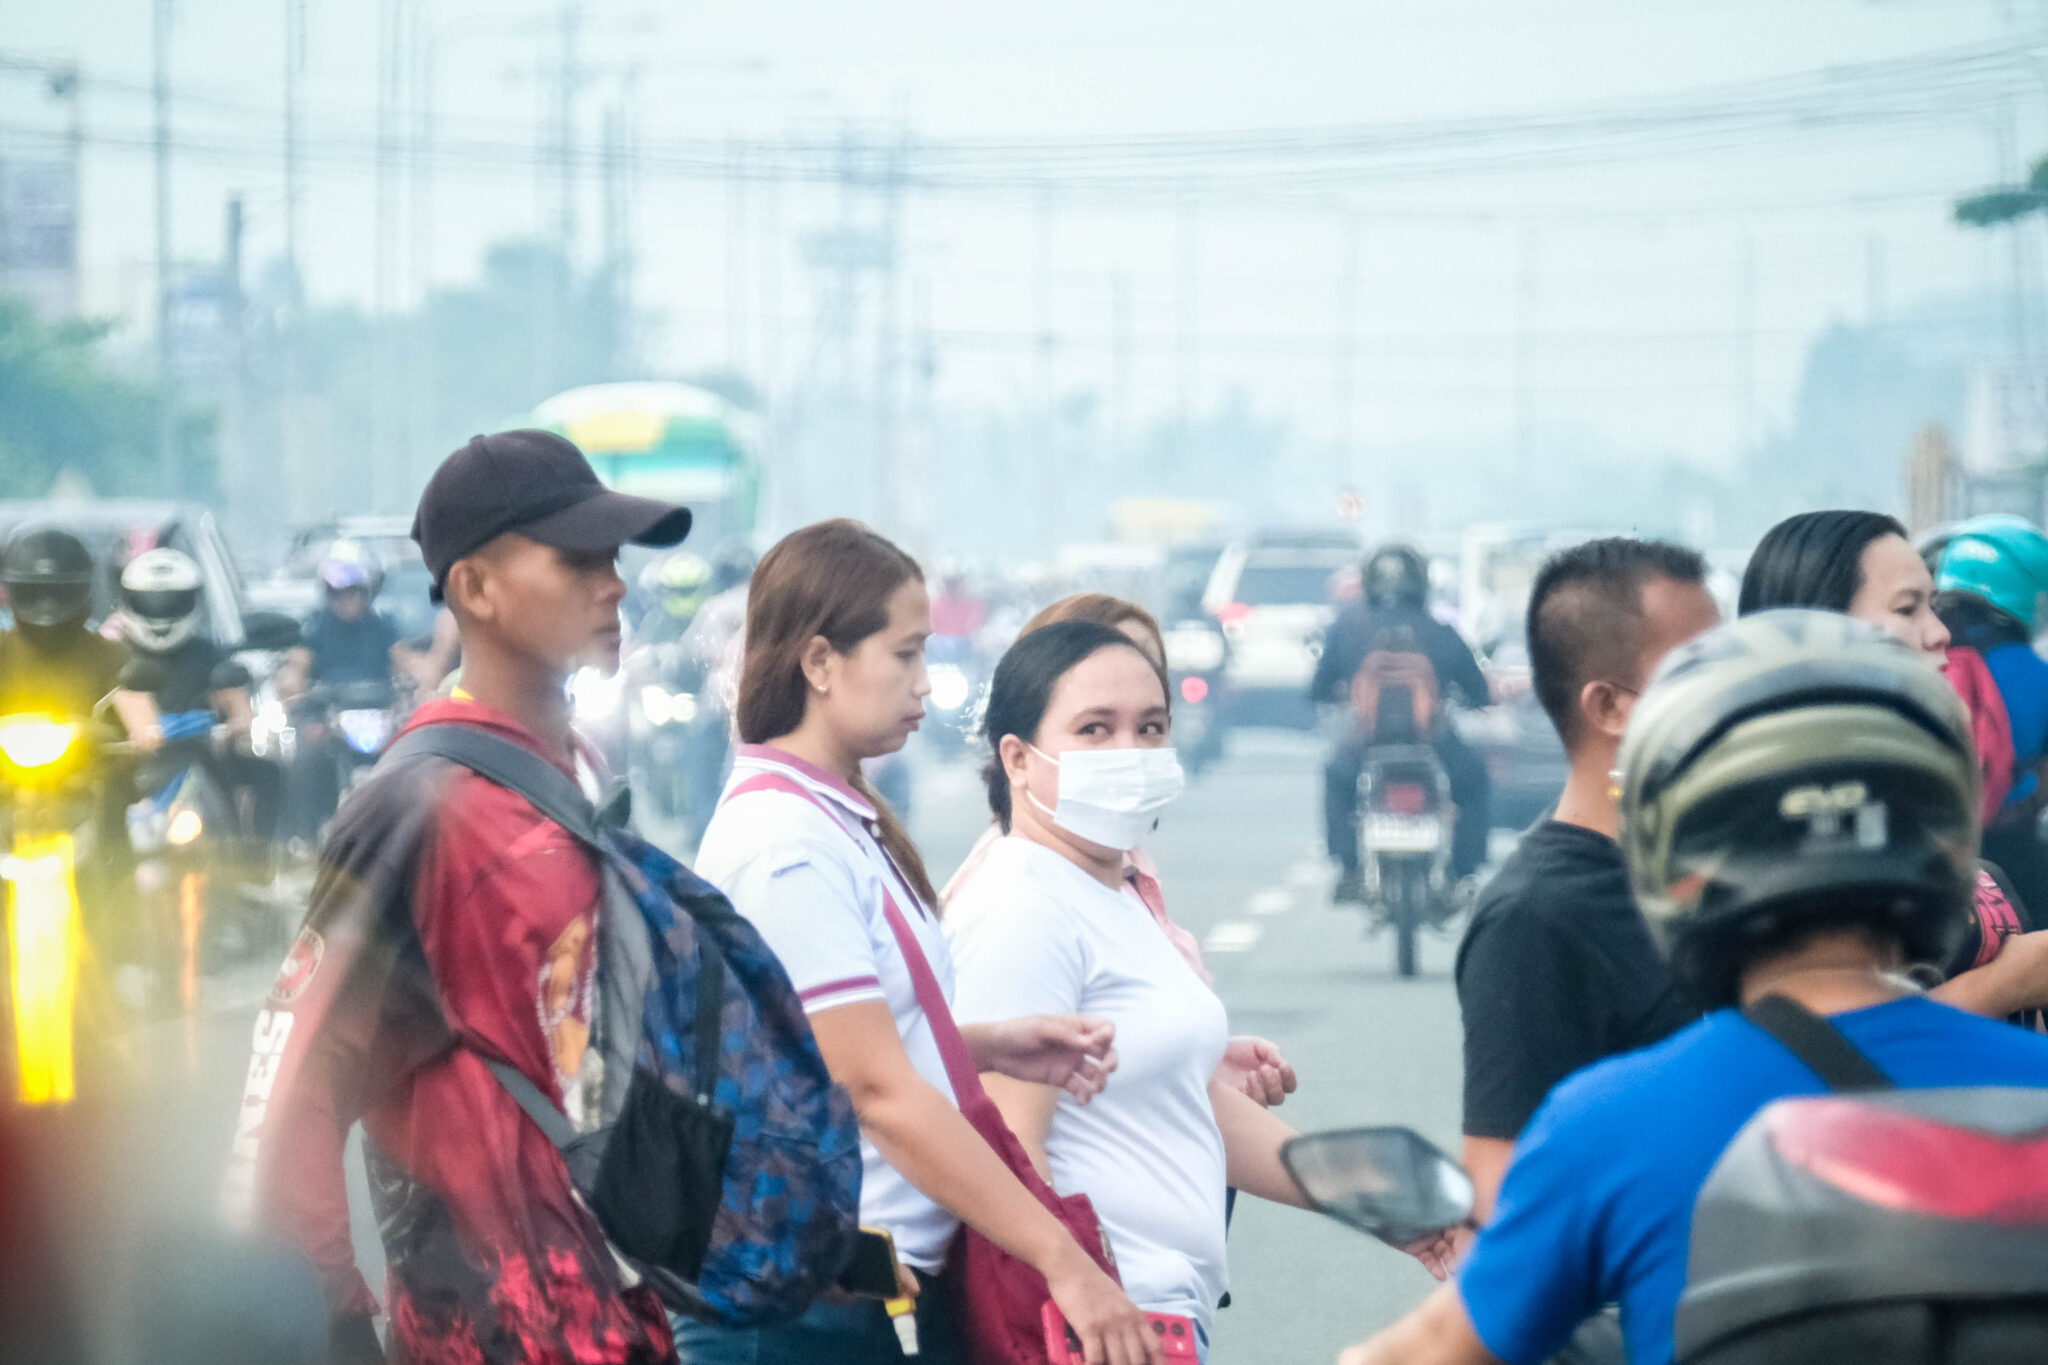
1577;678;1632;742
443;559;490;622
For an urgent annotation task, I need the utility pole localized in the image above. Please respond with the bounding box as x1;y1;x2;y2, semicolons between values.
154;0;178;497
1175;191;1200;433
555;0;580;260
1032;184;1056;553
281;0;307;526
726;135;749;374
1334;210;1360;503
1513;225;1536;475
1739;236;1757;458
1110;268;1130;484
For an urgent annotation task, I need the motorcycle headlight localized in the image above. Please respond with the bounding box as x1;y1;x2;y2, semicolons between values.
0;716;80;772
640;685;697;726
167;808;204;846
336;708;394;756
929;664;971;713
570;669;625;723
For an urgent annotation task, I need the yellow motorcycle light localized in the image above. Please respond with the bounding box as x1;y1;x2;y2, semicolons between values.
0;716;79;771
4;832;83;1105
167;808;204;847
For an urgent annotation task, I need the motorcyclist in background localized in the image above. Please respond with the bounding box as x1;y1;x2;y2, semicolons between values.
1312;545;1493;902
116;548;283;876
0;527;161;749
634;550;715;647
1933;514;2048;914
274;546;401;842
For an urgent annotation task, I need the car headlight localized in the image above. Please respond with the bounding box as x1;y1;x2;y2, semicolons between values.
929;664;971;713
0;716;79;771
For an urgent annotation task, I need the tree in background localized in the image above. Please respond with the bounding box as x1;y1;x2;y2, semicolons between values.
0;297;212;500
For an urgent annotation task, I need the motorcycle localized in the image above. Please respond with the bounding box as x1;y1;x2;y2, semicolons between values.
0;708;120;1106
1162;616;1230;778
1349;637;1462;977
125;714;284;1010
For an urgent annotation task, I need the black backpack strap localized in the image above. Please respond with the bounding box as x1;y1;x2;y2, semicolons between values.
395;722;729;1105
1743;994;1895;1092
481;1055;581;1148
384;723;601;847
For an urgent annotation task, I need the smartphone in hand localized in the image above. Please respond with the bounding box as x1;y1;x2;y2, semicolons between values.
1040;1300;1199;1362
838;1226;908;1299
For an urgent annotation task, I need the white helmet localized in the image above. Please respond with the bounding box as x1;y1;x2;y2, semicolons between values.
119;548;204;652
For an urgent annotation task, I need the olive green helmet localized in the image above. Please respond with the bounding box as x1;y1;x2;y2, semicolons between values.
1617;609;1979;1005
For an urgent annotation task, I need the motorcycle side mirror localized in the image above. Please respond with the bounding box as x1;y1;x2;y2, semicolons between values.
241;610;303;652
1280;1126;1474;1248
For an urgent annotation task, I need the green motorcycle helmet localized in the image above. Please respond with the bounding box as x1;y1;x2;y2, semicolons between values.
1935;514;2048;634
1617;609;1979;1006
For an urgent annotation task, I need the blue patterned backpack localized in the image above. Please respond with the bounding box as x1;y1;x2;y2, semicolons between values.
382;724;864;1326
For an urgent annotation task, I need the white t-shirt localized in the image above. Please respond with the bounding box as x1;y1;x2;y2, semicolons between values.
947;836;1231;1332
694;745;961;1271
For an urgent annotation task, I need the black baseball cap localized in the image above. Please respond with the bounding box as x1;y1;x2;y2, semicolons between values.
412;429;693;602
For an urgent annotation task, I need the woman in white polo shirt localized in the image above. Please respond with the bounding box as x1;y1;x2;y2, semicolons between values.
684;520;1164;1365
946;620;1315;1362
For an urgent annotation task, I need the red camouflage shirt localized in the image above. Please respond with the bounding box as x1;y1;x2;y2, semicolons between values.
233;696;675;1364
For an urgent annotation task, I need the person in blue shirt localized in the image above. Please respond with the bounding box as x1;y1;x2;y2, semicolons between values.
1339;609;2048;1365
1935;514;2048;914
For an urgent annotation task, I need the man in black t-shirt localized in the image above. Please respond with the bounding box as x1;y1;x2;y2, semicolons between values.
1454;538;1720;1216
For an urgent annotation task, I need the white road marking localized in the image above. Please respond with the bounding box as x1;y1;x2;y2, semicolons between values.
1287;861;1328;890
1204;921;1264;954
1248;889;1295;917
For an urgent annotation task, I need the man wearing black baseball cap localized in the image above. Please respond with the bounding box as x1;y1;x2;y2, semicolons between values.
413;427;694;606
241;430;690;1364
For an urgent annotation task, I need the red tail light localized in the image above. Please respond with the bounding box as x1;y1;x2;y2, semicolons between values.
1768;1097;2048;1225
1214;602;1252;626
1180;676;1210;705
1382;783;1428;815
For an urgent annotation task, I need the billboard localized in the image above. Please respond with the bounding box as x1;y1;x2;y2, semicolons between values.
0;158;79;318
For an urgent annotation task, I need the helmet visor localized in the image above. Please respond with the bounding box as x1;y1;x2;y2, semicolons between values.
125;585;201;623
6;578;92;627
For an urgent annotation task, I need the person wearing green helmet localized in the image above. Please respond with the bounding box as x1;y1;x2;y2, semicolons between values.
636;549;715;646
1338;611;2048;1365
1935;514;2048;909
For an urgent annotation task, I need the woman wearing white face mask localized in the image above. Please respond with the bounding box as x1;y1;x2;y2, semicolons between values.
946;621;1314;1362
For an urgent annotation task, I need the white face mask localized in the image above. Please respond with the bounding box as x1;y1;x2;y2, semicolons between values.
1026;743;1186;851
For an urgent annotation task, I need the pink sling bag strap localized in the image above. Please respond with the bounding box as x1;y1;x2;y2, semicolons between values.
722;771;983;1102
720;769;1122;1365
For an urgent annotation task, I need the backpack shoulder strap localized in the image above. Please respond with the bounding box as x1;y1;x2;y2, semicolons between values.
1743;993;1895;1092
480;1054;580;1147
384;723;599;848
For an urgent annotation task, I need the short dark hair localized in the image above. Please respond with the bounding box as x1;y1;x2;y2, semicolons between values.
980;620;1168;831
1528;537;1708;749
1738;510;1907;616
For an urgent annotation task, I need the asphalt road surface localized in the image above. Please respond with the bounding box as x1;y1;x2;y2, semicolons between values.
59;726;1468;1365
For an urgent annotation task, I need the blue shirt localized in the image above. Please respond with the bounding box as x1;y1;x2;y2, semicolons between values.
1984;641;2048;804
1457;996;2048;1365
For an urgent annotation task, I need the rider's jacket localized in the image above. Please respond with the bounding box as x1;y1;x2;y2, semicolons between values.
1309;601;1489;711
229;696;676;1364
0;624;130;719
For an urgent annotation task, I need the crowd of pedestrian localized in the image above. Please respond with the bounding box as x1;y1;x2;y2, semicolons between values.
206;427;2048;1365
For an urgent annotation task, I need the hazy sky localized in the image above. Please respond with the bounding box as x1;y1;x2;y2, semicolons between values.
5;0;2043;491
